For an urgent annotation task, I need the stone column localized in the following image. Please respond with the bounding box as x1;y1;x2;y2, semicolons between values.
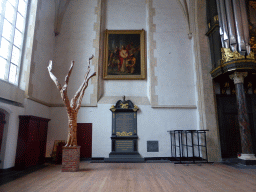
229;72;256;160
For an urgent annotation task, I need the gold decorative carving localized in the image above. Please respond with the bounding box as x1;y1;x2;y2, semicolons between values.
214;15;218;23
48;55;96;147
250;1;256;10
110;105;116;112
224;82;229;87
250;37;256;54
246;51;255;60
133;105;139;112
120;103;129;109
116;131;133;136
221;48;245;63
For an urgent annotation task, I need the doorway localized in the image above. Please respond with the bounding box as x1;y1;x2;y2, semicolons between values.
216;95;256;158
77;123;92;158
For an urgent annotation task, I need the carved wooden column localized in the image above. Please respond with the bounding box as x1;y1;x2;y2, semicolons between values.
229;72;256;161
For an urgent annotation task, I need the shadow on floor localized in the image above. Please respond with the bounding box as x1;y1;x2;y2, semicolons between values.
0;164;48;186
222;158;256;169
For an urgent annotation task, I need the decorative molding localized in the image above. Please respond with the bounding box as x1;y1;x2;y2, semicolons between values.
26;96;97;108
98;96;150;105
0;97;24;107
210;59;256;78
151;105;197;109
229;72;248;84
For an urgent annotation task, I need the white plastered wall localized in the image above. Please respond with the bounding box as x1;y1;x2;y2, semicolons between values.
153;0;196;107
46;0;202;160
28;0;55;103
0;0;53;169
0;0;222;166
102;0;148;101
47;105;198;158
50;0;98;106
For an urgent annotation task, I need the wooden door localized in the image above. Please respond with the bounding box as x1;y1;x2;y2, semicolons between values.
77;123;92;158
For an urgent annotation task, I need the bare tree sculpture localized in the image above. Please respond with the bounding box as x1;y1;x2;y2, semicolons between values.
47;55;96;147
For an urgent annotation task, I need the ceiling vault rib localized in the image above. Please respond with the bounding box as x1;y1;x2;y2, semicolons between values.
54;0;71;36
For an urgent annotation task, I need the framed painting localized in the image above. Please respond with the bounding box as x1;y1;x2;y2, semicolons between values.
103;30;146;80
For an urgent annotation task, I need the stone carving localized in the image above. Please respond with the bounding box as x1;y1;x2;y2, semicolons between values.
47;55;96;147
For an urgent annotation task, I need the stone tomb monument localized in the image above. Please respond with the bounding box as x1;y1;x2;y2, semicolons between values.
105;97;144;162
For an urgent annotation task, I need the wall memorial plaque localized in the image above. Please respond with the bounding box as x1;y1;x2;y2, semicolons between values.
104;96;144;162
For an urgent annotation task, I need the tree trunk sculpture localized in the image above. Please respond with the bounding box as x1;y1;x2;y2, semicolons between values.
47;55;96;147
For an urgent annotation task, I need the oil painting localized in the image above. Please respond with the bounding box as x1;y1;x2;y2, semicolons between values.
103;30;146;80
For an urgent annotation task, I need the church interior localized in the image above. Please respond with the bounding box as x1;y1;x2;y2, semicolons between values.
0;0;256;191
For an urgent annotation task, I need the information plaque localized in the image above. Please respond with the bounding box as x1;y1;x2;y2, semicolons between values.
116;112;134;136
116;140;133;152
104;97;144;162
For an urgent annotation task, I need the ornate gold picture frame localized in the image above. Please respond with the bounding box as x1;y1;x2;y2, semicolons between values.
103;30;146;80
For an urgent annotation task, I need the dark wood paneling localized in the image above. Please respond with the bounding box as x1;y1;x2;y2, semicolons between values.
15;116;50;169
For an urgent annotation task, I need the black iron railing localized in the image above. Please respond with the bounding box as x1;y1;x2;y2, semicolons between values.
168;130;209;164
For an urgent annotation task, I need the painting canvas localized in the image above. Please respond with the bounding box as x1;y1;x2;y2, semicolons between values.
103;30;146;80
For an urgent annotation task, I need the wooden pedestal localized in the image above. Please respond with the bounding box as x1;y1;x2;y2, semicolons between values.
62;146;80;172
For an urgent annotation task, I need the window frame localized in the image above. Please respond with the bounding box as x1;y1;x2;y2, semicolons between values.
0;0;31;87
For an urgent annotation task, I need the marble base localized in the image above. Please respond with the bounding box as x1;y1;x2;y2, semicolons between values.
238;154;256;160
62;146;80;172
104;152;144;163
238;154;256;165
